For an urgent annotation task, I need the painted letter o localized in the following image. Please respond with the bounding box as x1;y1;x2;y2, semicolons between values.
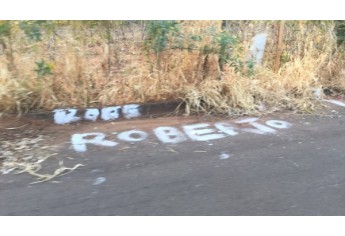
117;130;148;142
265;120;291;129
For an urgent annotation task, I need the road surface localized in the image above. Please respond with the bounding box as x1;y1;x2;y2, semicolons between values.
1;104;345;215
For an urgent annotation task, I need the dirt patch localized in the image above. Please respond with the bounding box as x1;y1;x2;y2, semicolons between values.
0;115;51;141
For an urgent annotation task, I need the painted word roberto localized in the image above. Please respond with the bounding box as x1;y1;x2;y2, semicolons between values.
71;117;292;152
53;104;141;125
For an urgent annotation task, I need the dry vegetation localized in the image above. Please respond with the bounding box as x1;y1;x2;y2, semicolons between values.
0;134;83;183
0;20;344;116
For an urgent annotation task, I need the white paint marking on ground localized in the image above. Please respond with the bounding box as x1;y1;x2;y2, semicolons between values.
219;153;232;160
214;122;239;136
84;108;100;122
183;123;227;141
53;104;141;124
70;118;292;153
153;126;188;144
53;109;81;125
93;177;106;185
101;106;121;121
235;117;276;134
117;130;148;142
266;120;291;129
122;104;141;119
71;133;118;152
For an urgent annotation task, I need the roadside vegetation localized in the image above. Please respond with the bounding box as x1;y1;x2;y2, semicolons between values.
0;20;344;116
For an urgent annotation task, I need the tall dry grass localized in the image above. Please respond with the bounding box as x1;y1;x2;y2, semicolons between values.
180;21;341;115
0;20;344;116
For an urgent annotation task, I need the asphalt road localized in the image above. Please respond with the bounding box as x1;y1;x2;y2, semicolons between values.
1;105;345;215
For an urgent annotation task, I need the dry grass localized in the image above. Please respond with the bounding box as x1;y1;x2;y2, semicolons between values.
0;134;83;184
319;49;345;94
0;20;344;116
180;21;340;115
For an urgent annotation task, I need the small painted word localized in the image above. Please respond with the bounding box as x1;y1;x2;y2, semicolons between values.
53;104;141;125
71;117;292;152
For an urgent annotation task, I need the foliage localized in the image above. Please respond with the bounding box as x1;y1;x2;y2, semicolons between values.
19;20;54;41
145;20;180;54
0;21;11;38
214;31;237;70
34;60;53;77
335;20;345;46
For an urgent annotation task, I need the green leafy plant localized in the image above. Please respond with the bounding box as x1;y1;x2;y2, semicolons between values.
245;59;255;77
0;21;10;54
335;20;345;46
19;20;53;41
0;21;10;37
145;20;180;54
214;31;237;70
0;21;16;72
34;60;53;77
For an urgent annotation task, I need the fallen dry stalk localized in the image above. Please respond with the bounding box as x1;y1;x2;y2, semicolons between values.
0;134;83;184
